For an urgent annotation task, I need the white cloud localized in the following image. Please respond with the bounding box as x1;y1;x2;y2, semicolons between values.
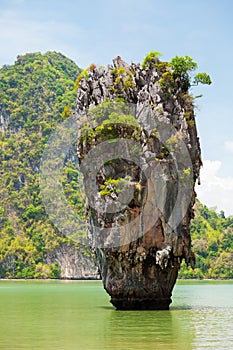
224;141;233;154
195;160;233;217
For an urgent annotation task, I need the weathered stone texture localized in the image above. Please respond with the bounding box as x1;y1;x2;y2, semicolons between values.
75;56;201;309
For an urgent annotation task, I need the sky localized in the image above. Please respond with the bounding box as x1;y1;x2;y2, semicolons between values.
0;0;233;216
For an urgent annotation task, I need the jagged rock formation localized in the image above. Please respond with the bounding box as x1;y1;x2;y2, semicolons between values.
75;55;201;309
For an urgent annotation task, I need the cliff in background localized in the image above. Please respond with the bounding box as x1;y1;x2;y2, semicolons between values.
0;52;98;279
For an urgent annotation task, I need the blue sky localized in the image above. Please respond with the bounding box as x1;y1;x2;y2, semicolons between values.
0;0;233;215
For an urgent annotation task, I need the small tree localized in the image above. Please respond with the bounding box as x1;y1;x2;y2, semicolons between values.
170;55;211;91
142;52;212;92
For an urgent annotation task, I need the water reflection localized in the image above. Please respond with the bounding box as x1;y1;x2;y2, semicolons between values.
101;308;193;350
0;280;232;350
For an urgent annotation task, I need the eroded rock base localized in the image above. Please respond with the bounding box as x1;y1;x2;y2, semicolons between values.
111;298;172;310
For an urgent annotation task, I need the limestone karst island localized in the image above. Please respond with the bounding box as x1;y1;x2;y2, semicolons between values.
74;52;210;309
1;51;233;309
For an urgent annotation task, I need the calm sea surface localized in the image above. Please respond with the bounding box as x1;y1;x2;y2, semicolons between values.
0;280;232;350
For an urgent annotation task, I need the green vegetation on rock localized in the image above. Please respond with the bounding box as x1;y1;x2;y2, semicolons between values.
78;98;140;150
142;51;212;92
141;51;162;69
99;176;132;197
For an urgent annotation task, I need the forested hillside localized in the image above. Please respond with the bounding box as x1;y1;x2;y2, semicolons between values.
179;200;233;279
0;52;232;279
0;52;95;279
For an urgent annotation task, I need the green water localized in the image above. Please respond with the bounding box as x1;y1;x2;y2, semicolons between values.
0;280;232;350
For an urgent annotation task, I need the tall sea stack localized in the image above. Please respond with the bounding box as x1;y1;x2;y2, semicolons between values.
75;54;202;309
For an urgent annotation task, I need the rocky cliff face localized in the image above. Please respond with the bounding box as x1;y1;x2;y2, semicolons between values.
0;106;10;133
46;243;99;279
75;55;201;309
